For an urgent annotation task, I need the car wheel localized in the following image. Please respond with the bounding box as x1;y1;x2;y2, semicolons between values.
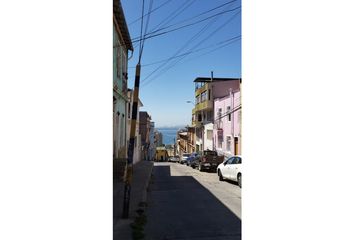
237;174;242;188
218;170;224;181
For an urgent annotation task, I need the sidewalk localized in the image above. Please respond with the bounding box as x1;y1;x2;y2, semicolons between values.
113;160;154;240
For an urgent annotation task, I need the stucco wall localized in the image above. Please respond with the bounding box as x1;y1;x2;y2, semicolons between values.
213;90;241;157
203;123;214;150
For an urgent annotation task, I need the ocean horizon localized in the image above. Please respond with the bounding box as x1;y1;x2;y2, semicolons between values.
156;127;180;145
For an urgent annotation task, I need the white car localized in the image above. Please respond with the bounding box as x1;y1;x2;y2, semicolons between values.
217;155;242;187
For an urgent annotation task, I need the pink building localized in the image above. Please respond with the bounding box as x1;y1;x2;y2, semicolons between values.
192;77;241;152
214;81;241;158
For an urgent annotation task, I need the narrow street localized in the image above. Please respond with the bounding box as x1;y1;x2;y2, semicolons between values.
144;162;241;240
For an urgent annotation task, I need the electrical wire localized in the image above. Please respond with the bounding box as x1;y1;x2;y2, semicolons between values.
128;0;173;26
140;0;154;61
140;2;237;85
128;35;241;69
138;0;145;63
130;6;241;43
133;0;195;52
142;9;241;87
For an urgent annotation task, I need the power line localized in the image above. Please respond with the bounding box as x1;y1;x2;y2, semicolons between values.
133;0;195;50
142;9;241;87
138;0;145;63
128;0;173;26
140;0;154;61
142;37;241;87
150;0;196;32
129;35;241;69
132;0;239;41
140;2;237;85
130;6;241;43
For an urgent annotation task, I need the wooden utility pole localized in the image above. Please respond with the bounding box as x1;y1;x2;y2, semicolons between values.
122;63;141;218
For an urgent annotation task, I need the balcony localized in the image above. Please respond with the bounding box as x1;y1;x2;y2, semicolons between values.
192;120;202;128
195;83;208;97
194;100;213;112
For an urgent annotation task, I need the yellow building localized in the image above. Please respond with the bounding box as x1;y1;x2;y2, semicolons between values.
155;147;168;162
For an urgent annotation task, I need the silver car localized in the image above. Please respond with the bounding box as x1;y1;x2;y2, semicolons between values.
179;153;190;164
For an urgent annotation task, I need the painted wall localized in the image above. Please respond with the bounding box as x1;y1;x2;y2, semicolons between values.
155;148;168;161
113;22;129;159
126;90;143;164
211;80;240;99
213;90;241;158
203;123;214;151
149;122;156;161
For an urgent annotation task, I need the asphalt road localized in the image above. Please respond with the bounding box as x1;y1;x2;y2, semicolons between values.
144;162;241;240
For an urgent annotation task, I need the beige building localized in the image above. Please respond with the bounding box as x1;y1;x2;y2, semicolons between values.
126;89;143;164
155;147;168;162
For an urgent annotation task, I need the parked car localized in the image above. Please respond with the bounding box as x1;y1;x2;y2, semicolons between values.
186;152;199;166
217;155;242;187
179;153;190;164
169;156;179;163
197;150;224;172
189;154;201;168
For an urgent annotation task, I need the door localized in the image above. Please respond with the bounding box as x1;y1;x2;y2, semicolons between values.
229;156;241;181
223;157;235;179
234;137;238;155
228;157;239;181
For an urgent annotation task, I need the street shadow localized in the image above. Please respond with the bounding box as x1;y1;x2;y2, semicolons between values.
144;165;241;240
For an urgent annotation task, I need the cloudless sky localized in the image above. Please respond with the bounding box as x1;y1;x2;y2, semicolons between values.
121;0;241;128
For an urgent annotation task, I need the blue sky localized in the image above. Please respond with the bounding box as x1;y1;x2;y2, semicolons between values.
121;0;241;128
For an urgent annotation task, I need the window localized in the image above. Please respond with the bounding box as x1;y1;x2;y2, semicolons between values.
226;136;231;151
201;91;207;102
227;106;231;121
226;157;235;165
196;95;201;104
208;89;211;100
218;134;223;148
217;108;222;120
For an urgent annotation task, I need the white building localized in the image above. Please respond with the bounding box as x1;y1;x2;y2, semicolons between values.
203;123;214;151
126;89;143;164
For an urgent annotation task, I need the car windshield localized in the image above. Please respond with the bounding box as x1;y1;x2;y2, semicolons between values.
204;151;217;156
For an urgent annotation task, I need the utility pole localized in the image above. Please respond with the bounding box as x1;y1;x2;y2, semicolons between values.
122;63;141;218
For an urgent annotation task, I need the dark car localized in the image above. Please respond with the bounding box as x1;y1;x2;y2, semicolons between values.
186;152;199;167
197;150;224;172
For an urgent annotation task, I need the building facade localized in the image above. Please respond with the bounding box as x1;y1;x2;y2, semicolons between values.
126;89;143;164
139;111;151;161
214;81;241;158
155;147;168;162
148;122;156;161
155;131;163;147
192;77;241;153
113;0;133;160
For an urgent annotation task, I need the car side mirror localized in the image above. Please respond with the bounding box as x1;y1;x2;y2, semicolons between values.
223;162;227;166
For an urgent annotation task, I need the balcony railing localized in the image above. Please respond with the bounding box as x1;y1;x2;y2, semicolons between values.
194;100;213;112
